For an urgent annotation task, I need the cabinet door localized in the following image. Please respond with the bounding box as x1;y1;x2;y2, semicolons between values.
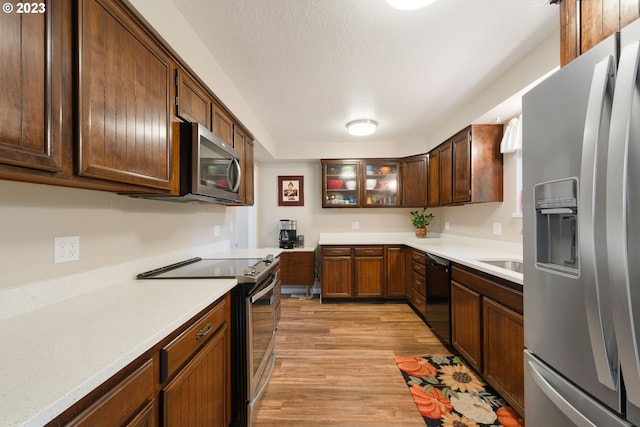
281;252;315;286
321;257;353;297
385;246;406;298
354;256;384;297
402;155;427;207
233;126;247;204
78;0;173;190
363;160;401;207
483;298;524;415
582;0;622;53
427;150;440;207
452;130;471;204
212;103;234;146
322;160;360;207
163;326;229;427
438;142;453;205
0;0;63;172
451;280;482;372
244;138;255;206
176;69;212;130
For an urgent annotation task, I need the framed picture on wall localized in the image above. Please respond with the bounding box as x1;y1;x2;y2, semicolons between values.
278;175;304;206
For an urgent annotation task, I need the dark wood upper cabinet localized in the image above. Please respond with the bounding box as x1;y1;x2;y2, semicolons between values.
401;154;428;207
427;124;502;207
427;150;440;207
0;0;63;172
244;138;255;206
452;131;471;203
559;0;640;66
77;0;174;190
213;103;234;146
438;141;453;205
175;69;212;130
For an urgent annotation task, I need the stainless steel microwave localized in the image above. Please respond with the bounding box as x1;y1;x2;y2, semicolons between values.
131;122;241;204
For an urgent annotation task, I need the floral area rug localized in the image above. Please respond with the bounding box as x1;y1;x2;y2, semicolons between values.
395;355;524;427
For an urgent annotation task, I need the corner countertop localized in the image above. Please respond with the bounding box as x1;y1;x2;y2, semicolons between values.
0;244;282;427
318;232;523;285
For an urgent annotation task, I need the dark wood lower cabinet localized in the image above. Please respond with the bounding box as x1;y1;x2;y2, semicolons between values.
321;246;405;299
162;326;229;427
483;297;524;415
450;280;482;372
451;265;524;416
385;246;406;298
280;251;315;286
321;249;353;298
354;255;384;297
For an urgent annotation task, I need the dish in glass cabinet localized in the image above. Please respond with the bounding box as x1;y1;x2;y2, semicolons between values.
366;179;377;190
327;179;344;189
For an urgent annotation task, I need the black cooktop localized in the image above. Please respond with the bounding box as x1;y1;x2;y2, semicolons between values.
136;257;270;280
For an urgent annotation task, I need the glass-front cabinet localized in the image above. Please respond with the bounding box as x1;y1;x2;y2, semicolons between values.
322;159;401;208
363;160;401;207
322;160;361;207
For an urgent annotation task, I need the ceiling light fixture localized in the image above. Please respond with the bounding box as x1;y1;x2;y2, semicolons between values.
346;119;378;136
385;0;438;11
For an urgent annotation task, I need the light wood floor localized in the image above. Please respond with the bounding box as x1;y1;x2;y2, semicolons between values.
253;296;452;427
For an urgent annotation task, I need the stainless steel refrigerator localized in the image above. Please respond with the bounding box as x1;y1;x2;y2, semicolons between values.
522;19;640;426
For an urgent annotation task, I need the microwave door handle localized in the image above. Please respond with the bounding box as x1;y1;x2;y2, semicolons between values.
607;39;640;409
228;157;242;193
579;55;618;391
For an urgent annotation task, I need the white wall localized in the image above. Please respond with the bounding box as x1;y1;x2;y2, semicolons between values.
0;180;235;289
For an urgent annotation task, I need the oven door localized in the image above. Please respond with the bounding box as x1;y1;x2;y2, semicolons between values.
246;273;277;402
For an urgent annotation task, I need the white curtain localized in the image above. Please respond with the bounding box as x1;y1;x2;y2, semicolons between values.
500;115;522;153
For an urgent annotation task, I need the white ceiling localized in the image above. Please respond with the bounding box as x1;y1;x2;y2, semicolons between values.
170;0;558;160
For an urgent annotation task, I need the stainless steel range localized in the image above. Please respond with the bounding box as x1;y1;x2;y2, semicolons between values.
137;255;279;427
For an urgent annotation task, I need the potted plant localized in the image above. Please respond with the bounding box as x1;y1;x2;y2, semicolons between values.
410;207;434;238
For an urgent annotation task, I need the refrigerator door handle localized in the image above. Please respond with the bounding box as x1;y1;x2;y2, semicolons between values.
579;54;618;390
607;39;640;409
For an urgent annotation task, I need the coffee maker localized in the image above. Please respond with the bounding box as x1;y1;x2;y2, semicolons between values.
278;219;297;249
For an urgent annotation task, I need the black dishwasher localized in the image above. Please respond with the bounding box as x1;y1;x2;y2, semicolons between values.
425;254;451;346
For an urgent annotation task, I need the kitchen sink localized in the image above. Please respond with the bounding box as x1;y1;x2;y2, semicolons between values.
477;259;524;274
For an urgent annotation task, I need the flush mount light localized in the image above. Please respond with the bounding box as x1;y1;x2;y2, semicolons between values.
385;0;438;10
346;119;378;136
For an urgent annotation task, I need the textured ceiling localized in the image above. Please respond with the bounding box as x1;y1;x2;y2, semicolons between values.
171;0;558;159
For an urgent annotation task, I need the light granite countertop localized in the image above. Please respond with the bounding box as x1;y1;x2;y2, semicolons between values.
318;232;523;285
0;243;282;427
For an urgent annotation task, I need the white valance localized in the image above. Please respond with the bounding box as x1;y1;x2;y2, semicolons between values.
500;115;522;153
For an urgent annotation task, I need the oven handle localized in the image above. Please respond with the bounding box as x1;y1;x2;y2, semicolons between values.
250;277;276;304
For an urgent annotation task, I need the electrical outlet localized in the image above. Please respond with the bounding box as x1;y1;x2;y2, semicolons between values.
444;221;450;230
351;221;360;230
492;222;502;235
54;236;80;263
214;225;221;237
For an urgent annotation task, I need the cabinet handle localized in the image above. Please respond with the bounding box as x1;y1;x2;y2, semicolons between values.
196;323;213;340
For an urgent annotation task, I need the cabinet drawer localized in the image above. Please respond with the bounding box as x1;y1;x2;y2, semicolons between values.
411;270;426;296
411;250;427;265
161;297;227;382
412;261;426;276
409;287;427;318
322;247;352;256
354;247;383;257
69;359;155;426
